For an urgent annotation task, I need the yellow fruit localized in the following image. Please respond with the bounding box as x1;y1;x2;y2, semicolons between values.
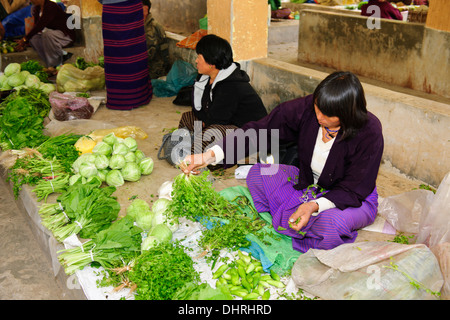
74;136;97;154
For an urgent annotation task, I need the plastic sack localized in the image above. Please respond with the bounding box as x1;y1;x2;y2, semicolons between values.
416;172;450;248
151;60;197;97
291;241;444;300
49;91;94;121
56;64;105;93
377;189;434;234
90;126;148;140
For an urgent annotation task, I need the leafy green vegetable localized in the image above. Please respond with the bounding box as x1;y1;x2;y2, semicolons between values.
128;241;200;300
42;178;121;241
148;223;172;242
168;171;266;261
20;60;44;75
0;96;47;150
57;215;143;275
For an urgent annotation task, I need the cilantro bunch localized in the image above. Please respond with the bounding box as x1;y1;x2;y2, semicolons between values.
128;241;200;300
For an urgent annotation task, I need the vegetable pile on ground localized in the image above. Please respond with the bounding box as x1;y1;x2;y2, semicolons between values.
0;61;55;93
70;133;154;188
38;176;120;242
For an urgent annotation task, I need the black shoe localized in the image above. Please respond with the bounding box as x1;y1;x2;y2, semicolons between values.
62;52;73;63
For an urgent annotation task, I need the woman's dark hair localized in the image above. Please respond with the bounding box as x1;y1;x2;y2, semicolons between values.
196;34;233;70
142;0;151;9
313;71;368;140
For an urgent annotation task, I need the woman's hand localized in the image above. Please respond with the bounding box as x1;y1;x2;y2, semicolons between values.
288;201;319;232
180;150;216;175
14;38;27;52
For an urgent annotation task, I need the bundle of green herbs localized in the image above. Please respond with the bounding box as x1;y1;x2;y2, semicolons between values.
6;134;81;199
127;241;200;300
57;215;143;275
39;177;120;241
168;171;266;261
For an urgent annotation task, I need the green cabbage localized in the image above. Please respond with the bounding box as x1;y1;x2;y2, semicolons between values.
121;162;141;182
109;154;126;169
25;74;40;88
4;63;20;77
7;73;25;87
139;157;154;175
123;137;138;152
126;198;150;220
20;70;30;78
97;169;109;182
79;162;98;178
72;153;96;173
94;154;109;170
0;74;7;86
148;223;172;242
112;142;129;155
105;169;124;187
134;150;145;163
127;198;154;231
124;151;136;163
141;236;159;251
92;141;112;156
40;83;56;94
102;132;118;146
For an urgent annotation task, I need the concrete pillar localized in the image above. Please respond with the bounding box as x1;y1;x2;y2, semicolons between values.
426;0;450;32
207;0;268;61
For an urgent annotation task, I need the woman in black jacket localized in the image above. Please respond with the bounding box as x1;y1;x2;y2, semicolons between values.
178;34;267;154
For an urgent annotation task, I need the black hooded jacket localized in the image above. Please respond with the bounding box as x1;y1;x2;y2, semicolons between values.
192;63;267;128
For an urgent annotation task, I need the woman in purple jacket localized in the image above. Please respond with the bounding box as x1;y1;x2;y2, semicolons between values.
361;0;404;21
182;71;384;253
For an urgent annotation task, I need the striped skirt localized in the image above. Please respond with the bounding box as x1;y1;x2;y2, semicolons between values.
247;163;378;253
102;0;152;110
178;110;238;153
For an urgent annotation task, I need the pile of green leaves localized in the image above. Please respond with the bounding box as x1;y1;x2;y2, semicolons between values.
74;56;104;70
128;241;200;300
58;215;143;275
38;177;120;241
0;97;47;151
20;60;48;83
168;171;266;259
0;87;52;117
6;134;81;199
37;133;81;172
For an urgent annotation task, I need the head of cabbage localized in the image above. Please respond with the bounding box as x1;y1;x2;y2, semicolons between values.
148;224;172;242
121;162;141;182
92;141;112;156
112;142;129;156
7;73;25;87
102;132;118;146
105;169;124;187
139;157;154;175
72;153;96;173
127;198;153;231
4;63;20;77
109;154;126;170
123;137;138;152
94;154;109;170
141;236;159;251
25;74;41;88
